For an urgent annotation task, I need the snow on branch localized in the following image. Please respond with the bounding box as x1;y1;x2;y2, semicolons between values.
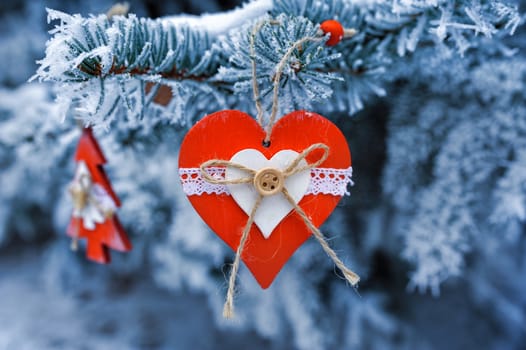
162;0;273;35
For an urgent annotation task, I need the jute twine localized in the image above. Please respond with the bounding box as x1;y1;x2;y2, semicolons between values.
69;171;114;250
199;19;360;318
250;19;357;143
201;144;360;318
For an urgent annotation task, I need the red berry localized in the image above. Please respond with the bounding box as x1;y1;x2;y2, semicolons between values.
320;20;344;46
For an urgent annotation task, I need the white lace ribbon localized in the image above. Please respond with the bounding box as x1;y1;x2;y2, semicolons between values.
179;166;353;196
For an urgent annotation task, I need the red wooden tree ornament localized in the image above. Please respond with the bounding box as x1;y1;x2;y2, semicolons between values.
67;127;132;263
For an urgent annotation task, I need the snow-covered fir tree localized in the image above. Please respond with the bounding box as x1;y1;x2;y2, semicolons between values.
0;0;525;348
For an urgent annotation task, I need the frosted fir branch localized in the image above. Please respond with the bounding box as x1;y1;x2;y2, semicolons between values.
383;53;526;293
32;9;234;123
274;0;521;61
34;9;217;83
271;0;522;112
214;14;343;119
33;0;523;125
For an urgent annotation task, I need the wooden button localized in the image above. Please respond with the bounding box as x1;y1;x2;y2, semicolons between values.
253;167;284;196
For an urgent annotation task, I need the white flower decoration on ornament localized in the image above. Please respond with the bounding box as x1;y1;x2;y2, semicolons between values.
69;161;117;230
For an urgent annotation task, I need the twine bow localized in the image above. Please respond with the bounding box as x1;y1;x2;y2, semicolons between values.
200;143;360;319
68;171;115;250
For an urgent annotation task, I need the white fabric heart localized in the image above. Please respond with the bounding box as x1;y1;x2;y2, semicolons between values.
225;149;310;239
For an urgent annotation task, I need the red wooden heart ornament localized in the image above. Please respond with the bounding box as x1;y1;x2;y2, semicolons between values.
178;110;351;288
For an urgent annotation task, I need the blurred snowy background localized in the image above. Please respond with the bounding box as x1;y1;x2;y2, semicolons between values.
1;0;526;349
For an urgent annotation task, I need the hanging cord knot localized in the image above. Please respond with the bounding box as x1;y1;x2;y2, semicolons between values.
199;143;359;319
106;2;130;20
69;173;92;213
